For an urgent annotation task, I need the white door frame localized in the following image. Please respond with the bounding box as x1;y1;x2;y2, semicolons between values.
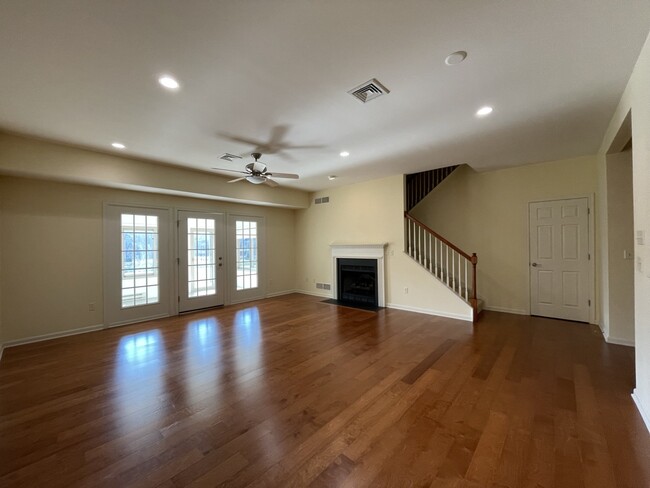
103;203;175;328
177;210;226;312
227;214;266;304
527;194;596;324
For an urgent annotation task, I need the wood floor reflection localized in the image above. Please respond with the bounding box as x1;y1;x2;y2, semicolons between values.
0;294;648;487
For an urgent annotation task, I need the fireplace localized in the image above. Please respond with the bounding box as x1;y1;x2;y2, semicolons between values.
330;243;386;309
337;258;378;307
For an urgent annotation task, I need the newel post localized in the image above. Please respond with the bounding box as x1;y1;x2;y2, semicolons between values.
470;253;478;320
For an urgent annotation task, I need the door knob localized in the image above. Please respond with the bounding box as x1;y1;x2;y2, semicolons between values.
531;263;539;267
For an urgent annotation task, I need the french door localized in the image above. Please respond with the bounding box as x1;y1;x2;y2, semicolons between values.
178;211;225;312
229;215;265;303
104;205;172;327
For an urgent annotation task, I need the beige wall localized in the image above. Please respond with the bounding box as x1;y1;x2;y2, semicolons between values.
294;174;472;320
0;176;296;343
410;156;599;315
600;30;650;425
604;151;635;344
0;132;309;209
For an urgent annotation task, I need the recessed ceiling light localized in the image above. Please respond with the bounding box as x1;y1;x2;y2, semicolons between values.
111;142;126;149
445;51;467;66
339;151;350;157
328;175;337;181
476;106;493;117
158;75;180;90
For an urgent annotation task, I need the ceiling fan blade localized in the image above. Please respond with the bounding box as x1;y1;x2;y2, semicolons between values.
266;172;299;179
211;167;249;174
263;178;279;187
227;177;246;184
218;133;267;147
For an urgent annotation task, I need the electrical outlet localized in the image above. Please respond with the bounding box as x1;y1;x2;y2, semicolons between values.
404;287;409;294
88;302;95;312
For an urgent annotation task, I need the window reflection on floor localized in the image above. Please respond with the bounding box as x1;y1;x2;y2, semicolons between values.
184;318;221;408
113;330;165;435
234;307;263;375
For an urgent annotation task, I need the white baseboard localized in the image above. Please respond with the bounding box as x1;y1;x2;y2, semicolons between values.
1;323;105;351
632;389;650;433
106;313;169;329
295;289;333;299
605;335;635;347
482;305;528;315
386;303;473;322
266;289;298;298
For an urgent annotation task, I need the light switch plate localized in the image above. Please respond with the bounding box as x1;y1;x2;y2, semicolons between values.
636;230;645;245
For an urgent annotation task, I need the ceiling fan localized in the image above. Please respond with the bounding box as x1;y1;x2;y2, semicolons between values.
212;153;299;187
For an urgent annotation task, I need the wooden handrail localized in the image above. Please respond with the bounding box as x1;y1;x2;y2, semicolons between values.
404;211;474;261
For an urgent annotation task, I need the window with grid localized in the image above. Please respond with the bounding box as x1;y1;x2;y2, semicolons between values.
187;217;216;297
235;220;258;290
121;214;159;308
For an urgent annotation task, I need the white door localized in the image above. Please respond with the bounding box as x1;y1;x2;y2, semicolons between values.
178;211;225;312
104;205;172;327
529;198;591;322
229;215;266;303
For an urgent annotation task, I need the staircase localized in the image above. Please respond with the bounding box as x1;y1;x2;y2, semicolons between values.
405;165;458;211
404;166;480;321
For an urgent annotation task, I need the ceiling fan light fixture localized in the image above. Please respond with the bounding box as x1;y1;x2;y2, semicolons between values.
246;175;266;185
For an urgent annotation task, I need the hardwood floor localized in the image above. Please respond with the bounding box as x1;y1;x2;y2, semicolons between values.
0;294;648;487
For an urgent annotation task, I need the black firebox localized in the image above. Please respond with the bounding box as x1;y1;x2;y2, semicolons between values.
336;258;378;307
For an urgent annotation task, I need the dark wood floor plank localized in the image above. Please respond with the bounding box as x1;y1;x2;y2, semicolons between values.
0;294;648;487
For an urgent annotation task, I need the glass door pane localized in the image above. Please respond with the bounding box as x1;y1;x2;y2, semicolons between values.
235;220;258;290
121;213;159;308
103;204;171;328
179;211;224;312
229;215;265;304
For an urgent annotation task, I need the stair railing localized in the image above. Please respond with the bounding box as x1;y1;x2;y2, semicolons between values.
404;212;478;315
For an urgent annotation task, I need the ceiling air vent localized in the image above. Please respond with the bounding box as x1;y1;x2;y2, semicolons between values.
219;153;242;162
347;78;390;103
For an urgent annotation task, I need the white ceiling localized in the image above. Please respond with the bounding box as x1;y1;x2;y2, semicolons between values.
1;1;649;191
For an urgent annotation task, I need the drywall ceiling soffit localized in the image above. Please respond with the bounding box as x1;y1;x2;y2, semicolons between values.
0;1;649;191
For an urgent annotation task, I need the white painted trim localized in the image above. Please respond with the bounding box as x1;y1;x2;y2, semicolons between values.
295;289;334;299
265;289;298;298
632;389;650;433
482;305;528;315
604;335;635;347
1;323;105;350
330;243;387;307
106;313;170;329
0;344;4;361
386;303;473;322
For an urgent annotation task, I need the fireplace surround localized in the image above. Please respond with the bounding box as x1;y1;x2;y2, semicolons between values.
330;243;387;308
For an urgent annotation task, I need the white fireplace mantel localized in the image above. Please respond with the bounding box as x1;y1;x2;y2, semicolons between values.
330;243;387;307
